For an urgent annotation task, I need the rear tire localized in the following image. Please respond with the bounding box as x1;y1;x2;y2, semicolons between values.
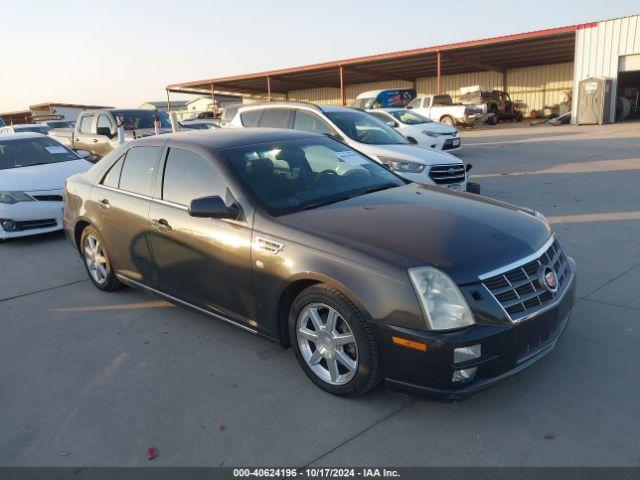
440;116;455;127
289;284;382;396
80;226;122;291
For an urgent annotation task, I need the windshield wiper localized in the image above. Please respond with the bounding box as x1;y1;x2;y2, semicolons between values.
364;183;399;194
303;194;353;211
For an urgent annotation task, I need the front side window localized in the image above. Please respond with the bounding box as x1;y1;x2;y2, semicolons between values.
118;146;159;196
221;137;404;215
79;115;94;134
258;109;291;128
293;110;332;135
162;148;224;206
240;110;261;127
325;110;409;145
0;137;78;170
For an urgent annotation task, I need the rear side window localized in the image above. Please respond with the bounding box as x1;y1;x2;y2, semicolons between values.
162;148;225;206
101;156;124;188
293;110;332;134
258;109;291;128
119;146;159;196
240;110;261;127
79;115;94;134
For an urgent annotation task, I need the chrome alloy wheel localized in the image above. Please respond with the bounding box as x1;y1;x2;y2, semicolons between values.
84;234;108;285
296;303;358;385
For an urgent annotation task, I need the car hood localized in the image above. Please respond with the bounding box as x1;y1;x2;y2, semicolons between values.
280;184;552;284
355;142;461;166
0;159;92;192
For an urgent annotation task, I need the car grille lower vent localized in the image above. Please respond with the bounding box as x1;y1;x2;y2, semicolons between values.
482;239;573;322
429;164;466;185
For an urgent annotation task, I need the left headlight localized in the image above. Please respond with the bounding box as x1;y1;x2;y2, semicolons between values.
0;192;35;205
377;156;426;173
423;131;442;138
408;266;475;331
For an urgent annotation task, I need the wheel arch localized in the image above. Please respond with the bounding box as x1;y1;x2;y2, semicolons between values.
275;273;369;348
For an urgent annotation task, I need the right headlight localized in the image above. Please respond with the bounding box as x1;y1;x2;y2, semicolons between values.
408;266;475;330
0;192;35;205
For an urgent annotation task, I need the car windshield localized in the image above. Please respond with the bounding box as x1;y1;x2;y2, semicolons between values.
221;137;405;216
325;110;409;145
0;137;79;170
111;110;171;130
16;125;52;134
47;121;75;128
388;110;431;125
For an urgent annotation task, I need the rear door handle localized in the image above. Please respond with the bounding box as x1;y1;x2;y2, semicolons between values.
152;218;172;232
98;199;110;210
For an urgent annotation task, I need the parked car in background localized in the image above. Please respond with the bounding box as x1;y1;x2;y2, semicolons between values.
0;124;52;135
407;94;489;127
49;109;172;161
459;89;523;124
0;133;91;239
179;119;220;130
367;108;461;153
353;89;416;109
64;128;575;398
230;102;472;191
43;120;76;129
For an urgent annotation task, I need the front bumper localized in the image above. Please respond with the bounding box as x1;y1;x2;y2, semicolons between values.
0;197;64;240
375;270;576;400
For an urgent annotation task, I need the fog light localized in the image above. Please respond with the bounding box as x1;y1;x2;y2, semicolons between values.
452;344;481;383
453;367;477;383
1;220;16;231
454;344;481;364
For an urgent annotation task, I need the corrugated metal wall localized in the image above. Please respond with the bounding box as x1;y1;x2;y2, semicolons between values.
286;63;574;117
572;15;640;122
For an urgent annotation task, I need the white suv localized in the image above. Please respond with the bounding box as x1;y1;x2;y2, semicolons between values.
228;102;471;191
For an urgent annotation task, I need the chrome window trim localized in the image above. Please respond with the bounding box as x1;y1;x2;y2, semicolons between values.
115;274;258;334
95;184;153;201
478;235;555;281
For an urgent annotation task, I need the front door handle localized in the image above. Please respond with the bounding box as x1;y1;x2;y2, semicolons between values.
152;218;172;232
98;199;110;210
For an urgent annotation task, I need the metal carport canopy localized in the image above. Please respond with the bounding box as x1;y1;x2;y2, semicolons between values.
166;22;595;101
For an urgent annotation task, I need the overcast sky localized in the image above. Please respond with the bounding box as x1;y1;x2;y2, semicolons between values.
1;0;638;112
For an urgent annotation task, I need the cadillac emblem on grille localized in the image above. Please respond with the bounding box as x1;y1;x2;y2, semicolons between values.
540;266;558;293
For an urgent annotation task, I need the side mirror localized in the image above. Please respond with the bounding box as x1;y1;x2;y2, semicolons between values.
96;127;113;138
386;121;399;128
189;196;240;220
75;149;91;159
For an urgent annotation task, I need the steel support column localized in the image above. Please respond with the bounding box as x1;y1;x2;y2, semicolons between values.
436;51;442;94
339;66;346;106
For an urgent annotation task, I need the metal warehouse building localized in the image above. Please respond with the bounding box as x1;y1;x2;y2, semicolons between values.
168;14;640;124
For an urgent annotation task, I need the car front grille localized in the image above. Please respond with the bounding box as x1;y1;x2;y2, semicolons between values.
33;195;63;202
15;219;58;231
482;238;573;322
429;164;466;184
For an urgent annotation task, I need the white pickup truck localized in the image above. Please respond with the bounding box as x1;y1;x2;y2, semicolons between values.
407;94;490;127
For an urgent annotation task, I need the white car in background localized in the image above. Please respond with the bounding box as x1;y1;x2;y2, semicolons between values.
0;124;52;136
367;108;461;153
0;133;91;240
229;102;474;191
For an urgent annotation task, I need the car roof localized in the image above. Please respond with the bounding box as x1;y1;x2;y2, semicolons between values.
132;128;324;150
0;132;48;141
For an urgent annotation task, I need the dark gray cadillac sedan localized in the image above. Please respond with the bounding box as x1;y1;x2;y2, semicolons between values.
63;129;576;398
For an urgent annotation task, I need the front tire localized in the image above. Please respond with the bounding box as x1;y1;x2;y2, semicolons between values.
289;284;382;396
80;226;122;291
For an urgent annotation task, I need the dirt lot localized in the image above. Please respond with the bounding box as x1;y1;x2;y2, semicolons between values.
0;122;639;466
